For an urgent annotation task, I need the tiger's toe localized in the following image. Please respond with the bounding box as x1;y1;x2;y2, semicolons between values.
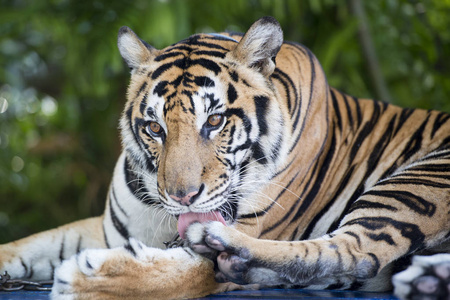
216;251;250;284
393;254;450;300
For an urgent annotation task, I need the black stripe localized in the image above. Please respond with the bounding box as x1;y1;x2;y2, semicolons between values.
56;278;69;285
408;163;450;173
227;83;237;104
352;96;363;126
252;143;267;165
153;81;169;97
20;258;28;278
344;231;361;248
343;94;354;129
327;169;364;234
194;76;215;88
393;108;414;136
28;265;34;279
136;82;147;97
123;157;157;206
190;58;221;74
366;253;380;277
343;217;425;254
59;235;65;261
109;200;129;240
185;38;230;51
124;242;137;257
152;58;186;79
254;96;269;136
270;127;284;162
49;261;56;278
363;190;435;216
375;178;450;189
347;200;398;214
366;232;396;245
85;258;93;270
271;68;297;115
139;92;148;115
330;89;342;131
164;44;192;54
154;51;185;62
431;111;450;139
366;114;396;169
390;172;449;181
229;71;238;82
111;187;128;216
400;115;430;162
225;108;252;135
102;222;111;248
193;50;226;58
76;235;82;254
288;49;316;153
126;103;139;146
348;101;382;162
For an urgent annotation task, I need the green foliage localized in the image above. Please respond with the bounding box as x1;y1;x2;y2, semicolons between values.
0;0;449;243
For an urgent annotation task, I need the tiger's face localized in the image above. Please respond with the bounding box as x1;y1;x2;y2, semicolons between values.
118;18;286;227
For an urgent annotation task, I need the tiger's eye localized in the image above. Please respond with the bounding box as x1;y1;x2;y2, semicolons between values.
147;122;162;134
207;114;223;127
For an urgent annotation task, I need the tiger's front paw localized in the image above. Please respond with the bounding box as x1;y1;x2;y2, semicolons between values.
51;238;221;299
186;222;265;285
393;254;450;300
51;244;136;300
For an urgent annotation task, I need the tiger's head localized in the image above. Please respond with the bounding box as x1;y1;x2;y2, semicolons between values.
118;17;288;234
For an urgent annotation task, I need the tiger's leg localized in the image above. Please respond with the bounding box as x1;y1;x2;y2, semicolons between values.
0;216;106;280
187;154;450;290
51;239;235;300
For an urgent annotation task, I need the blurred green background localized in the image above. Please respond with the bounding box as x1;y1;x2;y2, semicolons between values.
1;0;449;243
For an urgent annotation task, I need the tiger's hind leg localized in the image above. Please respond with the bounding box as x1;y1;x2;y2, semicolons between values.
393;254;450;300
0;216;106;280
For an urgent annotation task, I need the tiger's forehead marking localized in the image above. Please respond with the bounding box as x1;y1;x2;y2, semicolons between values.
137;34;236;128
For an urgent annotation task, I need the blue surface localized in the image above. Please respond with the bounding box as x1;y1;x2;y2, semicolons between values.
0;289;398;299
0;291;50;300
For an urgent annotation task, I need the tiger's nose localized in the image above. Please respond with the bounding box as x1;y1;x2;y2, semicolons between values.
169;190;199;206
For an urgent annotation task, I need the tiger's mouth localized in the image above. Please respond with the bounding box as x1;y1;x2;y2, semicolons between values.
177;211;227;239
176;191;238;240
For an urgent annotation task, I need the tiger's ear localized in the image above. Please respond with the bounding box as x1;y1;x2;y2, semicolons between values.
118;26;155;70
231;16;283;77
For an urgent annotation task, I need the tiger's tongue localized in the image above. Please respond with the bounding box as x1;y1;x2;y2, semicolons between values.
178;211;226;240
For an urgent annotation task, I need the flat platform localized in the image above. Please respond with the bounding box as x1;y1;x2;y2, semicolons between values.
0;289;398;299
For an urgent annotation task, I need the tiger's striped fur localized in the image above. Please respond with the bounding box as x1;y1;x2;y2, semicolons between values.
1;17;449;299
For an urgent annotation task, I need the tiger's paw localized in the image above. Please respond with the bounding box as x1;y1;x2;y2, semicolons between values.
187;222;272;285
51;242;142;300
393;254;450;300
51;238;220;299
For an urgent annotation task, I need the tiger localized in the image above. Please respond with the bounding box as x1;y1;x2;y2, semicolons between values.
0;16;449;300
